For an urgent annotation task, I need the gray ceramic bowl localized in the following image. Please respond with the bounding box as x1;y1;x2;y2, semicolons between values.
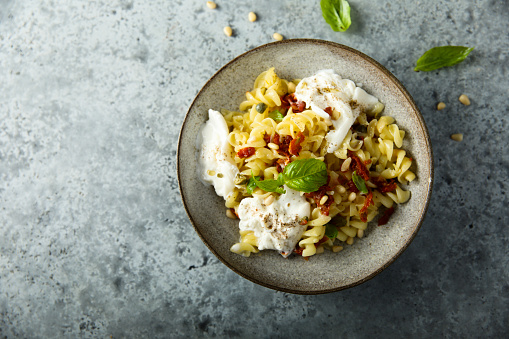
178;39;433;294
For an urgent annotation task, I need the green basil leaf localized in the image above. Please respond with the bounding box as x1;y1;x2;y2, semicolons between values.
283;159;328;193
269;110;284;122
325;224;339;240
414;46;474;72
352;171;368;194
329;215;347;228
252;173;286;194
320;0;351;32
246;176;261;195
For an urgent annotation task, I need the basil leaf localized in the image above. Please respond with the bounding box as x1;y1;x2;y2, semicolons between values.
252;173;286;194
330;215;347;228
283;159;328;193
325;224;339;240
269;110;284;122
352;171;368;194
320;0;351;32
246;176;261;195
414;46;474;72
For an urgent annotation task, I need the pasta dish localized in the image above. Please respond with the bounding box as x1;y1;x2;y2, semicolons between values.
196;68;415;258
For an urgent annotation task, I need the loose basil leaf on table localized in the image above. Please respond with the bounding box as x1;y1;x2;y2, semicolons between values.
352;171;369;194
320;0;351;32
414;46;474;72
283;158;328;193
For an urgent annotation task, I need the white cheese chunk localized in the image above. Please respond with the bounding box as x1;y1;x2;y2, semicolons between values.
294;69;381;153
196;109;239;200
237;187;310;257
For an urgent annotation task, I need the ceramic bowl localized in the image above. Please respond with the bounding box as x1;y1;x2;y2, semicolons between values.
177;39;433;294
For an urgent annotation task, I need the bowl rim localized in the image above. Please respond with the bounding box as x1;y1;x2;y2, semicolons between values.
177;38;434;294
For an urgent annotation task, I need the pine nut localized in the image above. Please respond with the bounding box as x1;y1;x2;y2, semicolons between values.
267;142;279;150
348;192;356;202
437;102;446;110
451;133;463;142
459;94;470;105
226;209;236;219
319;195;328;205
248;12;257;22
264;195;275;206
287;82;296;93
223;26;233;37
341;157;352;172
207;170;216;176
346;237;354;245
206;1;217;9
272;32;283;41
326;190;335;195
316;246;324;254
332;245;343;252
357;229;364;238
336;185;346;194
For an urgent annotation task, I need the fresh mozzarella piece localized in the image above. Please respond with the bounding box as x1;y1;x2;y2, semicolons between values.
237;187;310;257
294;69;381;153
196;109;239;200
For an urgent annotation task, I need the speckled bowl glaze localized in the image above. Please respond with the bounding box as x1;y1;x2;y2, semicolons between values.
178;39;433;294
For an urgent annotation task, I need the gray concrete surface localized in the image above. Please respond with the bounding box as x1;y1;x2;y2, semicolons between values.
1;0;508;337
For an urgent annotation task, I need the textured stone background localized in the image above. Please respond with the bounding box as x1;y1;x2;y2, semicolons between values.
0;0;508;337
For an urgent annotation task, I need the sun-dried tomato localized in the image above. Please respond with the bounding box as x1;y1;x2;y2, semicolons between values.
371;176;398;193
348;150;370;181
263;133;271;144
281;93;306;113
324;107;333;116
237;147;255;158
275;158;291;173
378;206;395;226
346;180;359;193
289;132;305;156
359;191;374;222
277;135;293;157
293;246;304;256
304;180;335;216
272;132;280;146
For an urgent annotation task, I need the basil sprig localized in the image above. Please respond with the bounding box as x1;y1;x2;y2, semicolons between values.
320;0;351;32
352;171;368;194
251;158;328;194
246;176;261;194
269;110;284;122
414;46;474;72
252;174;286;194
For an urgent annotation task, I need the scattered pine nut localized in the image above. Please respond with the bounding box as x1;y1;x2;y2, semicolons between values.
451;133;463;142
341;157;352;172
357;229;364;238
332;245;343;253
272;32;283;41
319;195;328;205
348;192;357;202
223;26;233;37
248;12;257;22
326;190;335;196
459;94;470;106
336;185;346;194
226;209;236;219
437;102;446;110
264;195;275;206
346;237;354;245
206;1;217;9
